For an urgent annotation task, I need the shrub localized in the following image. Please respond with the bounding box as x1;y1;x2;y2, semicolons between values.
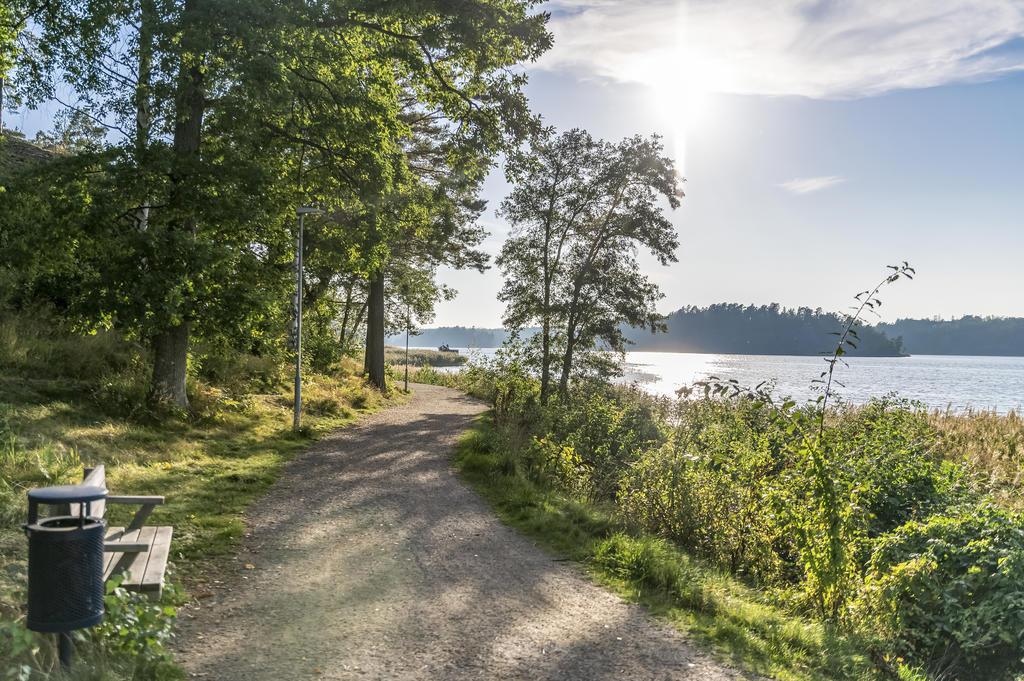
618;397;800;584
856;505;1024;680
0;569;182;681
190;344;284;395
538;391;661;501
830;398;966;538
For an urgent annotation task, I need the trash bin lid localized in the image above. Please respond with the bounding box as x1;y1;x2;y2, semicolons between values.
27;485;108;504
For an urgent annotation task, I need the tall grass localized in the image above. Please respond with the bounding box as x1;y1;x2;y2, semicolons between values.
384;345;467;368
928;408;1024;505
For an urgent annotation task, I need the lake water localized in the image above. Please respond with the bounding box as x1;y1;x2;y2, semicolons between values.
425;348;1024;413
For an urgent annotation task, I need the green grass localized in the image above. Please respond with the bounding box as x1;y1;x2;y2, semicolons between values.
452;413;906;681
0;366;397;577
0;321;401;679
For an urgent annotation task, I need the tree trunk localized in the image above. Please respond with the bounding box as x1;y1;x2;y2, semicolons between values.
540;316;551;405
338;279;355;351
133;0;155;232
558;320;576;399
150;322;191;409
150;0;204;410
363;267;386;390
348;298;369;354
539;226;552;404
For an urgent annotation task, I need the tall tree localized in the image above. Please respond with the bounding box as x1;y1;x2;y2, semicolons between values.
215;3;550;392
497;129;684;402
0;0;36;132
7;0;551;406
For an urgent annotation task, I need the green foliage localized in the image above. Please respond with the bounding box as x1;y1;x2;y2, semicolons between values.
0;573;182;681
535;389;665;501
189;344;285;396
31;110;108;153
618;397;797;584
856;505;1024;680
4;0;552;405
93;574;181;676
638;303;906;356
453;415;884;681
457;329;1021;678
877;315;1024;356
497;128;683;402
0;313;398;681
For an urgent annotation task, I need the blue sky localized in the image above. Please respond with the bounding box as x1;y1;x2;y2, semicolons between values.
434;0;1024;328
7;0;1024;329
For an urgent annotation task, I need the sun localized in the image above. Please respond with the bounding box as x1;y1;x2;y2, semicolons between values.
650;81;713;174
644;28;731;174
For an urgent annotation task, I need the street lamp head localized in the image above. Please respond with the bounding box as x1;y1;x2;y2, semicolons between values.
295;206;324;216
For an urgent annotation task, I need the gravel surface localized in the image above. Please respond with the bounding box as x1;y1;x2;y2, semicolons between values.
174;384;750;681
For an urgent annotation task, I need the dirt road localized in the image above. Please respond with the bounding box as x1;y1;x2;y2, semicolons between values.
174;384;747;681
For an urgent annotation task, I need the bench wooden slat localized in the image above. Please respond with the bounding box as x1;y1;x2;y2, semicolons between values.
143;526;173;597
106;495;165;505
117;526;155;587
103;526;138;580
104;542;149;553
68;465;107;518
104;526;160;596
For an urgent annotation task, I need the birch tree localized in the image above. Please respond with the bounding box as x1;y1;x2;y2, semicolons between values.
497;129;684;402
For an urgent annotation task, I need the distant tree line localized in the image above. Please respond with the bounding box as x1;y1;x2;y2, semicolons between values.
386;327;522;349
403;304;905;357
625;304;905;356
877;316;1024;356
399;310;1024;358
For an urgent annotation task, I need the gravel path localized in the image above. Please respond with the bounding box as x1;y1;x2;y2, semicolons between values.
174;384;749;681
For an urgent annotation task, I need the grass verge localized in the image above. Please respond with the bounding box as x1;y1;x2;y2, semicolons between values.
0;354;401;679
453;413;895;681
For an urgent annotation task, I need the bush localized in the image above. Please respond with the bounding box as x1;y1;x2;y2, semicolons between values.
617;397;801;584
0;573;183;681
829;398;966;538
856;505;1024;680
190;344;284;395
539;390;664;502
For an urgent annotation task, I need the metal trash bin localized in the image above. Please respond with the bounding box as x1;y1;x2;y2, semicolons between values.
23;484;107;669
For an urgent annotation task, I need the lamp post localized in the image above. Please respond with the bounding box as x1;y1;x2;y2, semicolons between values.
404;299;411;392
293;206;323;431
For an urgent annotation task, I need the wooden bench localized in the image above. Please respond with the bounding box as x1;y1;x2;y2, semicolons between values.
67;465;173;600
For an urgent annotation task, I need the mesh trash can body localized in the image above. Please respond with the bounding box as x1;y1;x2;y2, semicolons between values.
24;485;108;633
26;517;106;632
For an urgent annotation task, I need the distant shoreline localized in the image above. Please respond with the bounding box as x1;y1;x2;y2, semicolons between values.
404;345;1024;360
396;310;1024;358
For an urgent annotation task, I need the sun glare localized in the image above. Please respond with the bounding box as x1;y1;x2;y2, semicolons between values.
646;35;724;175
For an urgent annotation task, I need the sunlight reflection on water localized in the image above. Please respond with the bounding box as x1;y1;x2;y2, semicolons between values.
427;348;1024;414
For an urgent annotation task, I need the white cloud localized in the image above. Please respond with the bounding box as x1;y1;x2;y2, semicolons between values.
779;176;845;194
536;1;1024;99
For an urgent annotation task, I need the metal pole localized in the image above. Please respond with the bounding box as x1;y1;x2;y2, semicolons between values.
293;212;304;431
404;301;410;392
58;632;72;672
